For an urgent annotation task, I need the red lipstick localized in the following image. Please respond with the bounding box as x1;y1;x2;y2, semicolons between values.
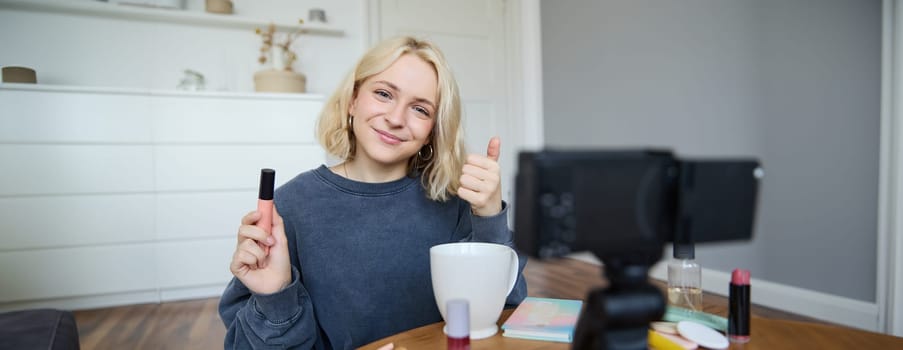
728;268;750;343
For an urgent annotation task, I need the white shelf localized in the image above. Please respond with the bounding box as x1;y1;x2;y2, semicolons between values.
0;0;344;36
0;82;326;100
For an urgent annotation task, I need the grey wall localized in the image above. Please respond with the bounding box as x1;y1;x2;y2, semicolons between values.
541;0;881;301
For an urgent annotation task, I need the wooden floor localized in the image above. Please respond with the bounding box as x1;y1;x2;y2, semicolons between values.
74;297;226;350
72;258;819;349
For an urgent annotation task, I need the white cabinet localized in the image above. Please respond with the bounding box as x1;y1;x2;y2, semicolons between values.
0;0;357;311
0;84;326;311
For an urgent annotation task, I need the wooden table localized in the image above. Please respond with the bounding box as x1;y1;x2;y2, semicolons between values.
359;258;903;350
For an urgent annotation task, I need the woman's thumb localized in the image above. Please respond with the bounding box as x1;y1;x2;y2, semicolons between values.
486;136;501;162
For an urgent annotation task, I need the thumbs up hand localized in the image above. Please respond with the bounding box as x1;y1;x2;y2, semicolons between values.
458;137;503;217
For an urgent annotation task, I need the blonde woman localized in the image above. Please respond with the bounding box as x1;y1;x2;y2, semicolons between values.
219;36;527;349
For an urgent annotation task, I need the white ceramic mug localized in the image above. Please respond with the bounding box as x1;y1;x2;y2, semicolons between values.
430;242;520;339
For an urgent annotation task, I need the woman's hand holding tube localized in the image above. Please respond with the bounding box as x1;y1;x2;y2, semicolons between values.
229;207;292;295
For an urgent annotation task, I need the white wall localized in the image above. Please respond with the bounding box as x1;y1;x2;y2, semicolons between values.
541;0;883;330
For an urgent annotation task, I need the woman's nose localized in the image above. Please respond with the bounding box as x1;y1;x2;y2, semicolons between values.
384;104;405;126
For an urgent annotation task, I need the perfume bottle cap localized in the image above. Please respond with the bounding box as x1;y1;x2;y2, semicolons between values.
445;299;470;338
673;242;695;259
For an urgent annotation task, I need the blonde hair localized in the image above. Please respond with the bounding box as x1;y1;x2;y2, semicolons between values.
316;36;465;201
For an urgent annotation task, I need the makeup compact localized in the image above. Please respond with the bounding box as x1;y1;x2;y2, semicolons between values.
676;321;728;350
651;321;679;335
648;329;698;350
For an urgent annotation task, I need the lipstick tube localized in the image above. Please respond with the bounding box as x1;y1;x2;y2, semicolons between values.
257;169;275;258
728;268;750;343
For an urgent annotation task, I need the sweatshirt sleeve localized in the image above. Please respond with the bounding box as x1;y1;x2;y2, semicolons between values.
461;201;528;307
218;267;321;349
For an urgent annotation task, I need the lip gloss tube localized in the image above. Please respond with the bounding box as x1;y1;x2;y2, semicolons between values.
728;268;750;343
257;169;275;258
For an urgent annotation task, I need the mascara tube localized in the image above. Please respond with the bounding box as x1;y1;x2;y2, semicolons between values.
728;268;750;343
257;169;276;257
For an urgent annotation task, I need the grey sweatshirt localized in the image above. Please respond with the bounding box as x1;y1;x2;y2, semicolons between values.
219;165;528;349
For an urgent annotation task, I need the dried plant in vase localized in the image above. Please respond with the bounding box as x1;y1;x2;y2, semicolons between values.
253;19;307;93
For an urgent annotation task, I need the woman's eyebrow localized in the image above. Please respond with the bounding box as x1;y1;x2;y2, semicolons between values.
373;80;399;91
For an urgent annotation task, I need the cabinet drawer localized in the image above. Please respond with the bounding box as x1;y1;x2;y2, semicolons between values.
156;191;251;240
0;194;155;250
154;145;324;191
151;95;321;144
0;244;157;302
0;89;153;143
155;238;234;289
0;145;154;196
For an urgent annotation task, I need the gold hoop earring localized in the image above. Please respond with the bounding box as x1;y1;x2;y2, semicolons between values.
418;144;434;162
346;114;357;158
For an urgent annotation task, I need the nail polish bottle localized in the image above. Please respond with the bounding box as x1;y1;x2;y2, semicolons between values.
446;299;471;350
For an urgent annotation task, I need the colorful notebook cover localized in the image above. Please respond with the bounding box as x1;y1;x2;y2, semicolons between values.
501;297;583;343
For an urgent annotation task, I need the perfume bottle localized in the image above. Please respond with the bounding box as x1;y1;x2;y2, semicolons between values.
667;243;702;311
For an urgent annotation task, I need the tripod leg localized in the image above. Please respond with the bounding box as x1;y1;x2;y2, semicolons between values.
572;289;606;350
571;263;666;350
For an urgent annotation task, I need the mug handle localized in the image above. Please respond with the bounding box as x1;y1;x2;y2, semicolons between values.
504;246;520;296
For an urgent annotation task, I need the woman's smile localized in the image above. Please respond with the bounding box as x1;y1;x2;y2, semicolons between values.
375;128;405;145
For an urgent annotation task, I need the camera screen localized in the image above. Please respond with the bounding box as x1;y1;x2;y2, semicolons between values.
514;149;760;264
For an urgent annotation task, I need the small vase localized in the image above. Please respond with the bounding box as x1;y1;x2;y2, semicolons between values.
205;0;233;14
254;69;306;93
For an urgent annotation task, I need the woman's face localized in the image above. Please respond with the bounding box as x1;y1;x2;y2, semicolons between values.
349;54;438;170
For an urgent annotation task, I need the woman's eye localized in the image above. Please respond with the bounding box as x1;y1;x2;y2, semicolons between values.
413;106;431;117
375;90;391;99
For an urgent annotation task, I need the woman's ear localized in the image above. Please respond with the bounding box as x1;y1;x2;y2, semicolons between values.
347;87;359;114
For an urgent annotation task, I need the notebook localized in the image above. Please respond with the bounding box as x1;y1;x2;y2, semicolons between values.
501;297;583;343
